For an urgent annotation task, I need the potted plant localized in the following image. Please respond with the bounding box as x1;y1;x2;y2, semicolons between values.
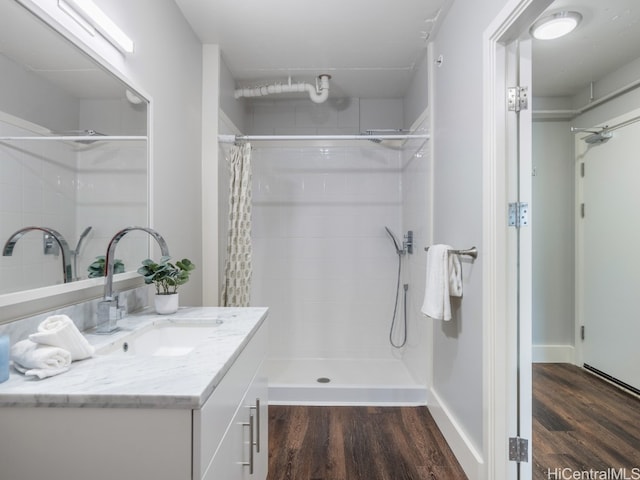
87;256;125;278
137;256;195;314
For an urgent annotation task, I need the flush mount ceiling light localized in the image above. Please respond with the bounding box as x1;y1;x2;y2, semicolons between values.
58;0;134;53
530;11;582;40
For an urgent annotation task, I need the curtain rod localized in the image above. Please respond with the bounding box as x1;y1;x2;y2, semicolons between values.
218;133;430;143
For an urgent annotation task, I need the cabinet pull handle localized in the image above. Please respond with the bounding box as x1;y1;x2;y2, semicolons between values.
242;413;255;474
250;398;261;453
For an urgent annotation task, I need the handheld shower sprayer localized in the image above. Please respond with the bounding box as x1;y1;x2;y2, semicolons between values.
384;226;404;255
384;227;413;256
383;226;412;348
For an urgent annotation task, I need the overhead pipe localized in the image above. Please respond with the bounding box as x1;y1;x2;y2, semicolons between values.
234;74;331;104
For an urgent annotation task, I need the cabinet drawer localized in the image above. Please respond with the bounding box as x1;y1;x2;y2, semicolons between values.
193;321;267;477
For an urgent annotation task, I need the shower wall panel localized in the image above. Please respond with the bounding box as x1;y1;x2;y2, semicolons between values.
251;145;403;360
400;113;432;386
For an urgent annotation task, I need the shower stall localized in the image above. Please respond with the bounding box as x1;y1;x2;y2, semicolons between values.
220;103;432;406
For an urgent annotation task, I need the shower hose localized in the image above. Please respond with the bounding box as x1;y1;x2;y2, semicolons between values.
389;250;408;349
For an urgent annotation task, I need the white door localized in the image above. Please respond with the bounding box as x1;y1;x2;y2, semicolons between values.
485;1;550;477
578;109;640;391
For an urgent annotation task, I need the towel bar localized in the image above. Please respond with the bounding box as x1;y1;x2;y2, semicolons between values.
424;246;478;259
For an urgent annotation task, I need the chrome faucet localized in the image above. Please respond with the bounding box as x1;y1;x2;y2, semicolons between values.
3;226;73;283
72;226;93;281
96;226;170;334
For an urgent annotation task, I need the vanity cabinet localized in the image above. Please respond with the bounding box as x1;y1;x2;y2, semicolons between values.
194;320;269;480
0;319;268;480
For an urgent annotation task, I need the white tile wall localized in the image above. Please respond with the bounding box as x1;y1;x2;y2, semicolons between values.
0;123;77;293
251;145;404;360
400;114;432;385
239;97;431;377
75;141;147;277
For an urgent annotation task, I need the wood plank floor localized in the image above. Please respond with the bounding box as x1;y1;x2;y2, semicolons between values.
267;405;467;480
533;363;640;480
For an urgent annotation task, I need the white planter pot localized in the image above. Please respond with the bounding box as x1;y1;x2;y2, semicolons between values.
154;293;179;315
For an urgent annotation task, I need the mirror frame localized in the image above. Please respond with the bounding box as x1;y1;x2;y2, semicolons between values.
0;1;153;324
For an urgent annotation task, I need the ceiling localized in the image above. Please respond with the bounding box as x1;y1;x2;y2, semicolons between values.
174;0;449;98
1;1;639;102
175;0;640;100
532;0;640;97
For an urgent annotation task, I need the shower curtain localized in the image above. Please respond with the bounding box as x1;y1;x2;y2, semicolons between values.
221;142;252;307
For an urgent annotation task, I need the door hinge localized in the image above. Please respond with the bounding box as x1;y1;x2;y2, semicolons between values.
581;162;585;178
581;203;585;218
509;437;529;463
508;86;528;112
581;325;585;340
508;202;529;227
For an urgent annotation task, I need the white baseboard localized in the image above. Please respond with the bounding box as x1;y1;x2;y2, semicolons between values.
428;387;484;479
532;344;575;363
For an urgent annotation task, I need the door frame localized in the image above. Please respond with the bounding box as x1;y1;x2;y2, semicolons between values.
482;1;551;478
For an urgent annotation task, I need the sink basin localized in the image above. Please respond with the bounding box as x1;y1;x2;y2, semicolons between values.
97;319;224;357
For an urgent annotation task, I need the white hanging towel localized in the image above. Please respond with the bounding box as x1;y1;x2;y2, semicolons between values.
421;244;463;321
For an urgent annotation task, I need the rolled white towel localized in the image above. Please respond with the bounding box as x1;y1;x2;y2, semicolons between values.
11;339;71;379
29;314;95;361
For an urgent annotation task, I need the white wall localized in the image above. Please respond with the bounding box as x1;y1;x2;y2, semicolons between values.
430;0;511;461
245;97;403;135
91;0;204;306
403;52;430;129
251;144;402;360
531;120;575;361
219;57;247;134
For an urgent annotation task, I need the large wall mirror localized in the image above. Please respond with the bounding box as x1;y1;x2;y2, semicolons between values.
0;1;149;301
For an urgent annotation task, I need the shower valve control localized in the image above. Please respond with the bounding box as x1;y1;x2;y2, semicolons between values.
403;230;414;255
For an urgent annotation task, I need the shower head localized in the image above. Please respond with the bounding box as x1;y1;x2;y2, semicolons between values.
384;226;404;256
58;130;106;144
363;129;408;148
584;131;612;145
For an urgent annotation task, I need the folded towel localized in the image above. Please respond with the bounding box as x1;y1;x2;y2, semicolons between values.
29;314;94;361
421;245;463;321
11;339;71;379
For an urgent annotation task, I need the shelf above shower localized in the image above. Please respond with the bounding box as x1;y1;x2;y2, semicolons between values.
0;135;147;142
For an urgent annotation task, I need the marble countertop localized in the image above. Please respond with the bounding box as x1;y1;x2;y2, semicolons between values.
0;307;268;409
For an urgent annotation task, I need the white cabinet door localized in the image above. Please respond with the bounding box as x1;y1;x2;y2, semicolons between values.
243;366;268;480
202;380;267;480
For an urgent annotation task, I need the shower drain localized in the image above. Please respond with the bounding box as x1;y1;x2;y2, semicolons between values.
316;377;331;384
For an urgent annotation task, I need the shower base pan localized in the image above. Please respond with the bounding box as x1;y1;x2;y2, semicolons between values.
266;358;428;406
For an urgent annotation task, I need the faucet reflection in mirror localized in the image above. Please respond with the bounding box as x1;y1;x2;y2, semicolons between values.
2;227;73;284
96;227;170;334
